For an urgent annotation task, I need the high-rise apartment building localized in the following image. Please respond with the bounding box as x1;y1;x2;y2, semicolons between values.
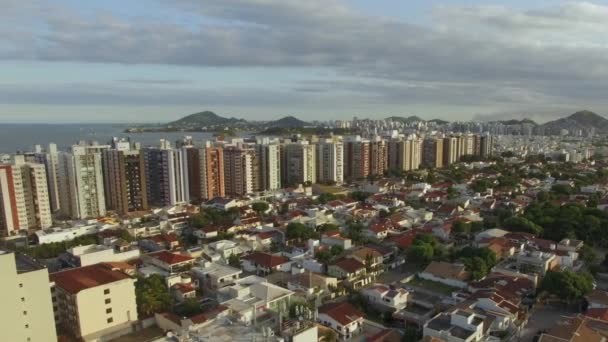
34;143;61;213
422;138;444;169
0;250;57;342
283;142;316;186
344;137;370;180
443;136;459;166
142;143;190;207
58;145;107;219
186;144;225;201
479;134;494;158
388;138;422;172
316;138;344;184
370;138;389;176
223;145;256;197
0;159;53;236
257;143;282;191
102;149;148;214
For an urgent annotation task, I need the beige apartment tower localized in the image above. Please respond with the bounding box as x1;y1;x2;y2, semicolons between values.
0;250;57;342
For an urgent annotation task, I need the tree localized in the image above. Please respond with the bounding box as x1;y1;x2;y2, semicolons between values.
402;326;422;342
579;245;597;266
471;179;494;193
502;216;543;235
318;193;338;204
464;257;488;280
286;222;316;241
350;191;371;202
452;221;471;235
407;244;434;265
540;270;594;301
318;223;338;234
228;253;241;268
135;274;171;318
552;184;573;196
175;298;202;317
251;201;270;216
470;221;485;233
447;186;458;199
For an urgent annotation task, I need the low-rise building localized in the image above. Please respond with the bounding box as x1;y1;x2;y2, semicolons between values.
363;284;409;310
141;251;195;274
317;302;364;340
191;262;242;290
423;309;485;342
51;263;138;341
419;262;470;289
241;251;291;276
65;244;140;267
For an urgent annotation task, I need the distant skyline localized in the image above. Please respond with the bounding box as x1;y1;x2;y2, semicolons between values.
1;0;608;123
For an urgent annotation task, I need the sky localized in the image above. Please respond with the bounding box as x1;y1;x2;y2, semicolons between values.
1;0;608;123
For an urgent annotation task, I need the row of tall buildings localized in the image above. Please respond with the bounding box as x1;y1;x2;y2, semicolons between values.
0;133;493;236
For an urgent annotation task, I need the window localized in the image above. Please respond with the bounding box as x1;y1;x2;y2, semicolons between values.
105;298;111;304
25;324;29;329
21;297;25;302
23;311;27;315
106;308;112;314
19;283;23;288
104;289;110;295
107;317;113;324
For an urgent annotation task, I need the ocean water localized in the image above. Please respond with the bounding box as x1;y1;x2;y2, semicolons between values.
0;124;229;153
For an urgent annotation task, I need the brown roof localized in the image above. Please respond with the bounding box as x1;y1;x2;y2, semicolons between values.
422;261;469;281
587;290;608;306
332;258;365;273
318;302;363;325
148;251;194;265
244;251;289;268
50;263;131;294
367;329;402;342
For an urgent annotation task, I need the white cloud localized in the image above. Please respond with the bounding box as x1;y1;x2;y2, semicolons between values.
1;0;608;120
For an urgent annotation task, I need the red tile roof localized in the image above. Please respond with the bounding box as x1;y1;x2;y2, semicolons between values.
244;251;289;268
319;302;363;325
148;251;194;265
332;258;365;273
50;263;131;294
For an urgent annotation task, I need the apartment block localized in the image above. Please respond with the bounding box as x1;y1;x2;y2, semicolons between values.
423;138;444;169
283;142;316;186
344;137;370;180
223;145;256;197
0;250;57;342
58;145;107;219
0;160;52;236
102;149;148;214
142;143;190;207
316;138;344;184
51;263;138;341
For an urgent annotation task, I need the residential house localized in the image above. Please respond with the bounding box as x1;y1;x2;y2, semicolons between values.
419;261;470;289
317;302;364;340
241;251;291;276
363;284;409;311
141;251;195;274
423;309;485;342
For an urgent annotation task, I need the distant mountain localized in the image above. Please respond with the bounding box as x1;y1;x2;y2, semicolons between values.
494;119;538;126
387;116;424;123
540;110;608;134
267;116;310;128
428;118;449;125
167;111;246;128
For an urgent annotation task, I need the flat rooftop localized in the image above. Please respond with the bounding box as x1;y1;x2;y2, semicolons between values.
13;252;45;274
